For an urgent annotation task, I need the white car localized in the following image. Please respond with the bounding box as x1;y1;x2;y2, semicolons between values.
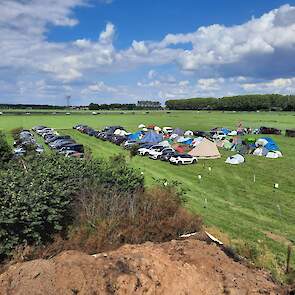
138;144;162;156
36;128;54;135
169;154;197;165
149;147;174;160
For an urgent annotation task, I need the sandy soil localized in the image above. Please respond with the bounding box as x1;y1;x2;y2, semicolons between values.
0;239;284;295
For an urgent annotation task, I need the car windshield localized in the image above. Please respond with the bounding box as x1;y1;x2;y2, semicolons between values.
179;154;192;158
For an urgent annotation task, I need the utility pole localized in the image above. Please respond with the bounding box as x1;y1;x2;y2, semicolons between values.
65;95;71;108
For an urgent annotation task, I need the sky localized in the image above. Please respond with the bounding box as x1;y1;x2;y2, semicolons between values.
1;0;295;105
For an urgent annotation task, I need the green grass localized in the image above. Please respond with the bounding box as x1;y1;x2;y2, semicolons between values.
1;110;295;279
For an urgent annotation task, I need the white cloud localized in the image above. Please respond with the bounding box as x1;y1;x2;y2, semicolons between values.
1;2;295;104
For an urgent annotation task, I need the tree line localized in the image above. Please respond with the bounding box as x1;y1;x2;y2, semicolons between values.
165;94;295;111
89;102;163;110
0;104;67;110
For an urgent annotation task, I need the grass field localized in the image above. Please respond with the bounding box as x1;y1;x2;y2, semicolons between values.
1;110;295;279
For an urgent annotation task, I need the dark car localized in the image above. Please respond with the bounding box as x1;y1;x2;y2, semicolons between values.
160;150;178;161
259;126;281;135
32;126;47;132
111;135;127;145
45;135;71;144
59;144;84;153
51;140;76;149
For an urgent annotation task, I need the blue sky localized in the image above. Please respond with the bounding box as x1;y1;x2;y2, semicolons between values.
1;0;295;105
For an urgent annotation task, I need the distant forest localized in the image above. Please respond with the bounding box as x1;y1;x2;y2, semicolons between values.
165;94;295;111
0;104;66;110
1;94;295;111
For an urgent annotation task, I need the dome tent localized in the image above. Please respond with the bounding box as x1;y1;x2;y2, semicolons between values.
140;131;163;144
128;131;143;141
225;154;245;165
188;138;221;159
173;128;185;136
253;147;269;156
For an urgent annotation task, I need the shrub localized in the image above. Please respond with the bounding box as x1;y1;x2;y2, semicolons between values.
35;183;202;257
0;132;12;168
0;154;143;260
11;127;23;141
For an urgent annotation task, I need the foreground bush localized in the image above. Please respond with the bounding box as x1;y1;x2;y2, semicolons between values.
0;132;12;168
24;183;202;259
0;154;143;260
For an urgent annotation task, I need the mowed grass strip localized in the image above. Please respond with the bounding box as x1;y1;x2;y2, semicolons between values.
1;111;295;273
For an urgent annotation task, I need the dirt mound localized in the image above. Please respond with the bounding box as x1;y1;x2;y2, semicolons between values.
0;239;282;295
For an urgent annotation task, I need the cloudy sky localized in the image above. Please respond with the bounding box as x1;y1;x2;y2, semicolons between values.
1;0;295;105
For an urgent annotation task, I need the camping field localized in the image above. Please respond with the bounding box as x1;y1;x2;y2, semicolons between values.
1;110;295;278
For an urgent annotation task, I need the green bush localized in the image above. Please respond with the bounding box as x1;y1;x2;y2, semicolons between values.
0;154;143;259
0;132;12;168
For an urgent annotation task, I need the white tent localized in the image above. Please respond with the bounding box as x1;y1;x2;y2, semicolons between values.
228;131;237;136
184;130;194;136
266;151;283;159
159;140;171;147
163;127;173;134
138;124;145;128
225;154;245;165
253;147;268;156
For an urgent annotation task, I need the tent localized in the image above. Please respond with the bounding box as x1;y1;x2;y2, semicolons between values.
266;151;283;158
182;138;193;145
262;137;279;151
221;128;231;135
188;138;221;159
128;131;143;141
138;124;145;128
158;140;171;147
173;128;185;136
140;131;163;143
192;137;204;147
253;147;269;156
114;129;128;136
163;127;173;134
225;154;245;165
184;130;194;136
228;130;237;136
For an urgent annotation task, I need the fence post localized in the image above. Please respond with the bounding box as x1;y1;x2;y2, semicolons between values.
286;244;292;273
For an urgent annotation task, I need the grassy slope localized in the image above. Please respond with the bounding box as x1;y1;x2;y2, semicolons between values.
1;111;295;275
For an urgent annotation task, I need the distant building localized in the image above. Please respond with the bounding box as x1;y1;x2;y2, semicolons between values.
137;100;162;109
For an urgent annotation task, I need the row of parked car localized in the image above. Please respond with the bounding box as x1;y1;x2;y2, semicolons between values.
13;130;44;157
32;126;84;158
74;124;198;165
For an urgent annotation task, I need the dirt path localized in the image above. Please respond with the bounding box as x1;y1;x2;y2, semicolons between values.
0;239;283;295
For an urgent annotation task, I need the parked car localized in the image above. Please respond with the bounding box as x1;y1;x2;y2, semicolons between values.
160;150;178;162
13;146;26;156
111;135;127;145
32;126;47;132
149;147;174;160
169;154;197;165
65;150;84;158
123;140;138;149
36;127;54;135
45;135;71;144
138;144;163;156
35;144;44;153
59;144;84;154
50;139;75;149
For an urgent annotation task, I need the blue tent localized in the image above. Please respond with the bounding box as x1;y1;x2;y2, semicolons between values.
181;138;193;145
262;137;279;151
221;128;231;135
128;131;142;141
140;131;163;143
